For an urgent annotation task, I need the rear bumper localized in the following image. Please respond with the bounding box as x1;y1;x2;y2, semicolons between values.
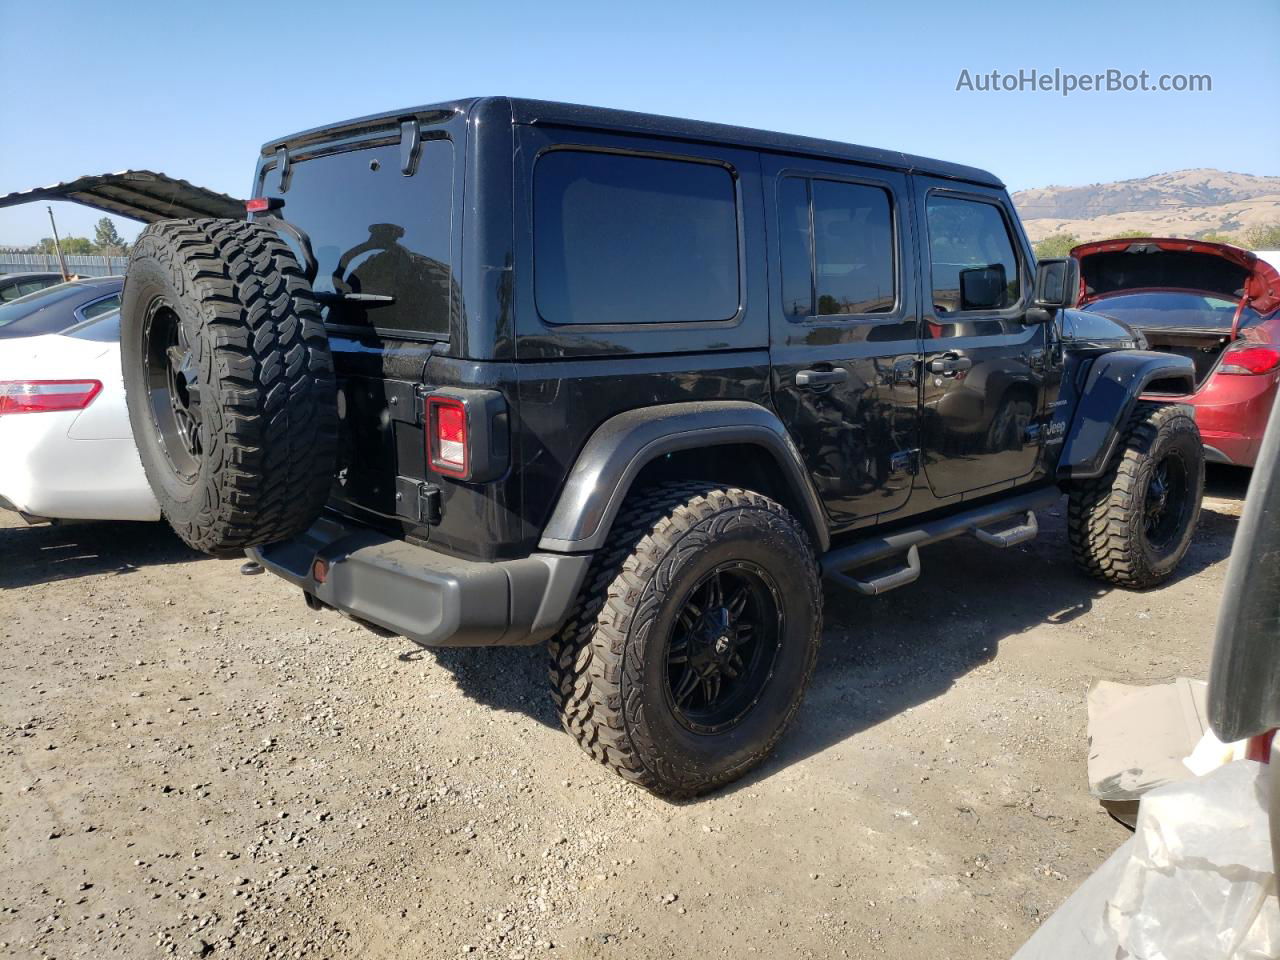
1186;371;1278;468
1203;437;1262;467
249;516;592;647
0;414;161;522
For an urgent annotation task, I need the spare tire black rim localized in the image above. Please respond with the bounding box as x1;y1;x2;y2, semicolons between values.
665;560;784;735
1145;451;1190;551
143;299;202;483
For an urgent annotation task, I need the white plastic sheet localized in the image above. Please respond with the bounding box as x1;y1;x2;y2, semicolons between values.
1013;760;1278;960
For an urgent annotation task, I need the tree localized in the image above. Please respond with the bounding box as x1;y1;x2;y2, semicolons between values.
1198;231;1237;245
1241;223;1280;250
1033;233;1078;259
1100;229;1151;240
37;235;94;255
93;217;128;254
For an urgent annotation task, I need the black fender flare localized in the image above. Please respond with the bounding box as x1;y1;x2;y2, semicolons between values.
537;401;830;554
1057;350;1197;480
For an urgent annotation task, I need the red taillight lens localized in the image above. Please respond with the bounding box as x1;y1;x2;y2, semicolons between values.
427;396;468;477
1218;345;1280;376
0;380;102;414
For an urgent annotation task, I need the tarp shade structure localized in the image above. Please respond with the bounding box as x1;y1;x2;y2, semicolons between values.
0;171;245;223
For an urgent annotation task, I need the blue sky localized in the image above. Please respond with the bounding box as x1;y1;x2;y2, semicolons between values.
3;0;1276;245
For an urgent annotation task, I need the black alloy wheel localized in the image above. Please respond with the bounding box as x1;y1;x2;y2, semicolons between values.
143;300;203;483
547;483;824;798
1143;451;1191;551
665;561;783;734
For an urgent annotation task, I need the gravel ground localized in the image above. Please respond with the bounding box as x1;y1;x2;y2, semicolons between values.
0;467;1249;960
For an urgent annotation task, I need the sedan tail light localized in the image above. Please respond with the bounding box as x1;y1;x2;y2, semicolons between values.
0;379;102;414
1218;344;1280;376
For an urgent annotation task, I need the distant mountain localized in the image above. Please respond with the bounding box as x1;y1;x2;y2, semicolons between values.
1012;169;1280;244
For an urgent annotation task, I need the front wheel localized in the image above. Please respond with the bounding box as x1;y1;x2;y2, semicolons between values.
548;483;822;798
1067;402;1204;589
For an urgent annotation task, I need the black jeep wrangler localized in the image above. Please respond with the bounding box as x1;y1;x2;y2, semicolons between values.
119;98;1204;797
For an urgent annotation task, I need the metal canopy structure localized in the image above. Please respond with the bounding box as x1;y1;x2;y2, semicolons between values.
0;170;245;223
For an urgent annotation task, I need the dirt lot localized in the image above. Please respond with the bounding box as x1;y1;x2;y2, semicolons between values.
0;468;1249;960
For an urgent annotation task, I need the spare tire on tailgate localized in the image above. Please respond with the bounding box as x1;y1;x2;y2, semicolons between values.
121;218;337;555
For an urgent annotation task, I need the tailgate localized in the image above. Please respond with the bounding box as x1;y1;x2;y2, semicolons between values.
250;123;457;531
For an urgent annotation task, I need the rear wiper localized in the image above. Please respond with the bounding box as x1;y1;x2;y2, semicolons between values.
314;291;396;309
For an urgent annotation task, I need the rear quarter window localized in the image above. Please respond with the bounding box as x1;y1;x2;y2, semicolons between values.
533;150;740;325
81;294;120;320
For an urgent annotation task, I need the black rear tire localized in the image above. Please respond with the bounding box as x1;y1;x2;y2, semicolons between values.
121;218;337;556
548;483;822;798
1067;402;1204;589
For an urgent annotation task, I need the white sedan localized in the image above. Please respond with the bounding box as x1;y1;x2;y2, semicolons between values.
0;311;160;522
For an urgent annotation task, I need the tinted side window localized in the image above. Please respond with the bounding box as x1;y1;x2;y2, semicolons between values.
926;195;1020;313
534;151;739;325
779;178;813;317
779;176;896;318
81;294;119;320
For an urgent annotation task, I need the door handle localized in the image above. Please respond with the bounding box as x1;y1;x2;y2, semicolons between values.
796;368;850;388
927;353;973;375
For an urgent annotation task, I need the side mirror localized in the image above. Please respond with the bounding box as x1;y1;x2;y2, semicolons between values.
959;264;1007;311
1027;258;1079;323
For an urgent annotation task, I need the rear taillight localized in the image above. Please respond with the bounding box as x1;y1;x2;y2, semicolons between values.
427;395;468;478
1218;344;1280;376
0;379;102;414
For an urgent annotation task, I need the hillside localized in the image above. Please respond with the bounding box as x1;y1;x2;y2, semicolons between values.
1012;168;1280;243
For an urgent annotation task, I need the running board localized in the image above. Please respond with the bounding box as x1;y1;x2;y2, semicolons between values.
973;511;1038;548
821;487;1058;596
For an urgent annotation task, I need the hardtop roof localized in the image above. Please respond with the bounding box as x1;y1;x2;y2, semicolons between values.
261;96;1004;189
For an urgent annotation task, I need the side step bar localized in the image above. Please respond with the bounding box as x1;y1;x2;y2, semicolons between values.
821;487;1059;596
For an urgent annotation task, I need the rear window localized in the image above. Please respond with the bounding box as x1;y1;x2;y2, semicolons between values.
259;138;455;338
1087;291;1264;331
0;282;88;328
533;151;740;325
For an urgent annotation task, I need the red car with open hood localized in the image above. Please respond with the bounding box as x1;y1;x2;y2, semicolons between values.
1072;238;1280;467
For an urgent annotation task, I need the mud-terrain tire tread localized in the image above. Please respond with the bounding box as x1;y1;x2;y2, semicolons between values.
548;482;822;798
122;218;337;555
1067;401;1202;589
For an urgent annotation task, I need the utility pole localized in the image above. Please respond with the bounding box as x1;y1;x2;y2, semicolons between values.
47;206;70;280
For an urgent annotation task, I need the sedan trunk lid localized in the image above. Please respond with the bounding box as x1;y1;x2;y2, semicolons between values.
1074;237;1280;320
1073;238;1280;387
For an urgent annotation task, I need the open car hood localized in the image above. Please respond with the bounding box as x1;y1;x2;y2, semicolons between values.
1072;237;1280;315
0;170;245;222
